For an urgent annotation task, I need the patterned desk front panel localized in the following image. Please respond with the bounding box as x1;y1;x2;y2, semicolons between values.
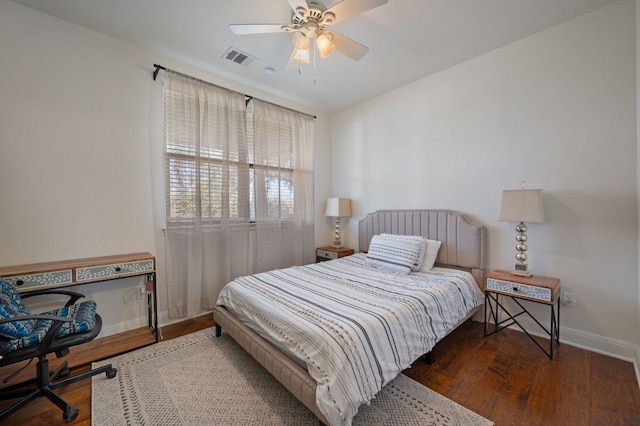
2;270;73;290
317;249;339;259
76;260;154;282
486;278;551;302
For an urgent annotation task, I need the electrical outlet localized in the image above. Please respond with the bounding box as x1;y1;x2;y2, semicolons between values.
137;286;146;299
560;290;577;307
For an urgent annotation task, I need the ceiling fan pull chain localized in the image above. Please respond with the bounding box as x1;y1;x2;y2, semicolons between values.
313;41;317;84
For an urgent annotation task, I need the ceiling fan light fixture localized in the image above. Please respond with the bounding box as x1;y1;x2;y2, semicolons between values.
291;46;310;64
291;30;310;50
316;32;335;58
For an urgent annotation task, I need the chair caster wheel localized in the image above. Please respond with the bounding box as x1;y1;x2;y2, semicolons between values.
63;406;79;422
106;367;118;379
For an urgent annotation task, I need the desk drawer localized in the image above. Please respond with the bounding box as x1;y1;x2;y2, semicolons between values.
486;278;551;302
76;260;154;282
317;249;338;259
3;270;73;290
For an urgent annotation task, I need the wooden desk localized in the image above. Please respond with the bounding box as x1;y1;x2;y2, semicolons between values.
0;252;158;388
0;252;158;340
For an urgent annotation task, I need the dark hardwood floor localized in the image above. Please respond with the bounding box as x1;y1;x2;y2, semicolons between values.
404;321;640;426
1;316;638;425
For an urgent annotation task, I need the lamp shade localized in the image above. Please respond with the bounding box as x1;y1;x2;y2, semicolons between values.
291;47;310;63
325;198;351;217
316;33;335;58
499;189;545;223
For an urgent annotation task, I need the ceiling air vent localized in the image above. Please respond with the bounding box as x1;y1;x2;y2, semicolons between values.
222;47;257;67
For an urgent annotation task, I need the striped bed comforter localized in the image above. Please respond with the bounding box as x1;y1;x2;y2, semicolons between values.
216;253;484;426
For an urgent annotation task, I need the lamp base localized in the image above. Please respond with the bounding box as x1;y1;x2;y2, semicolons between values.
510;262;532;277
332;217;343;249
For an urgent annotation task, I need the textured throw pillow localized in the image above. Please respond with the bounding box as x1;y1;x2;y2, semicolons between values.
366;234;422;274
0;278;35;339
419;239;442;272
380;234;427;271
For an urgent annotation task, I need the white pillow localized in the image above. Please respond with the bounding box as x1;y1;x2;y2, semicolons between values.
419;239;442;272
366;234;422;275
379;233;426;271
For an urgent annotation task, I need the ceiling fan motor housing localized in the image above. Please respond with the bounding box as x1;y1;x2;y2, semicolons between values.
289;1;336;38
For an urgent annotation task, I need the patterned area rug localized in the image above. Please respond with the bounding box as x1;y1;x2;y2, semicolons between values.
92;328;493;425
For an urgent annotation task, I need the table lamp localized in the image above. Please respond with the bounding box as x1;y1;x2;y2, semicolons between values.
325;198;351;248
499;188;545;277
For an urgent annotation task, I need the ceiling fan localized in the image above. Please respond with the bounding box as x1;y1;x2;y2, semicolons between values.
230;0;388;67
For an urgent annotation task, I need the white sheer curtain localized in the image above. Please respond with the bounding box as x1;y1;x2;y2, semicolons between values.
251;99;315;271
162;72;315;319
163;71;250;318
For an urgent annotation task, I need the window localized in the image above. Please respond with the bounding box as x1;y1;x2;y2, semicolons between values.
247;100;297;222
164;73;313;226
164;75;249;225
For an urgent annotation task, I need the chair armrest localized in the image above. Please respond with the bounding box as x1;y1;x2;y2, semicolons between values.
21;289;85;307
0;314;70;326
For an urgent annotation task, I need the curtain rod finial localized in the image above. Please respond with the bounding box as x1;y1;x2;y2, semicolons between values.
153;64;166;81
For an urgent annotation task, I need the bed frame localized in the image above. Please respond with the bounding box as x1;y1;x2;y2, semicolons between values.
214;209;485;425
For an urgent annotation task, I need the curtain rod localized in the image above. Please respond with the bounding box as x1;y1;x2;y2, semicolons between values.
152;64;316;119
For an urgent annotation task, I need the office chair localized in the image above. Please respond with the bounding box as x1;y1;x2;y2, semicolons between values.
0;278;117;421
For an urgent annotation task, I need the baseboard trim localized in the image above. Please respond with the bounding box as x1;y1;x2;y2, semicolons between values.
101;309;214;339
100;316;149;337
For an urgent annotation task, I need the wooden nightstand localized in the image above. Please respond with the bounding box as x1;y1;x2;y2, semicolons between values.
316;246;354;262
483;270;561;359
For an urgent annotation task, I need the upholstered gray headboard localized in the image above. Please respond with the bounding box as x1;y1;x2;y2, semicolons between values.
358;210;486;286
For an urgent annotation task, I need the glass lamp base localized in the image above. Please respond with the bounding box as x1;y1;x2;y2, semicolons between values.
511;263;532;277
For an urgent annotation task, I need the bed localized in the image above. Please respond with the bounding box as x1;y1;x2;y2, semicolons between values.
214;209;486;425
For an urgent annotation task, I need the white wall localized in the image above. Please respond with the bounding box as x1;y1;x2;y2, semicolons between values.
333;0;639;362
0;0;332;334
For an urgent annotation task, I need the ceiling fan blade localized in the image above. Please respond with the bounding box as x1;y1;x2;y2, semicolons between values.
229;24;288;35
331;31;369;61
287;0;308;12
325;0;388;24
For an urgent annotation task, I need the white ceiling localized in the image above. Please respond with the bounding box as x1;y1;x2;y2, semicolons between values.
11;0;618;112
